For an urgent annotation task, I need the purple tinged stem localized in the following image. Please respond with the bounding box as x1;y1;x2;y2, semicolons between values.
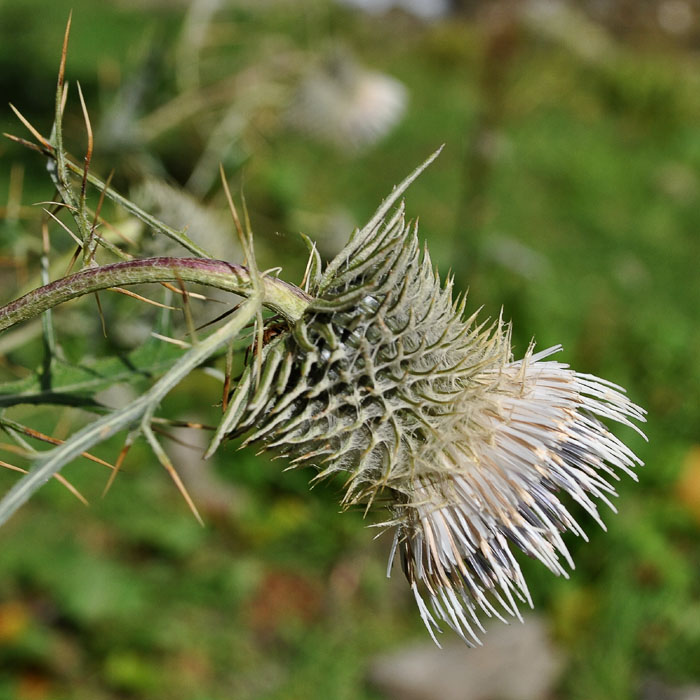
0;257;312;331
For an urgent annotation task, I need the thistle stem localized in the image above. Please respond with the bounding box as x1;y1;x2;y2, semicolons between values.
0;257;312;332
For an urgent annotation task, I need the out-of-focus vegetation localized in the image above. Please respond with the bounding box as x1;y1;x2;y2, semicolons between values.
0;1;698;699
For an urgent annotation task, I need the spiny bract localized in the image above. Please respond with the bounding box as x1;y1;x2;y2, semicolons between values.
222;152;646;645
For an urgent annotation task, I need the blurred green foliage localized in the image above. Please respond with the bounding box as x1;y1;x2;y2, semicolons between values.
0;1;699;699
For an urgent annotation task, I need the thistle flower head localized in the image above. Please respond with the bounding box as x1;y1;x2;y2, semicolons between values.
286;50;407;152
223;152;646;644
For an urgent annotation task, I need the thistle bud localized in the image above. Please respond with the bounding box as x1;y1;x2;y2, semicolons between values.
223;154;646;644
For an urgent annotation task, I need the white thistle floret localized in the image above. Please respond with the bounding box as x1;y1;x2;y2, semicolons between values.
388;346;644;645
222;152;646;644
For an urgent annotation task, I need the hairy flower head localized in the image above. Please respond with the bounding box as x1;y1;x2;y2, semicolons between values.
220;152;646;644
286;50;407;152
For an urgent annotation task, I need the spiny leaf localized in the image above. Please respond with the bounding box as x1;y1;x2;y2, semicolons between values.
0;297;261;527
0;338;185;408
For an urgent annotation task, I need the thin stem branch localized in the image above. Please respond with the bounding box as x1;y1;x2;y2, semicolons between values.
0;257;311;332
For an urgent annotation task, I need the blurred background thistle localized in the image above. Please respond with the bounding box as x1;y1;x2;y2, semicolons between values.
0;2;698;700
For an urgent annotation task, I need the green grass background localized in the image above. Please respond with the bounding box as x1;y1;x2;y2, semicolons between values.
0;2;698;698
